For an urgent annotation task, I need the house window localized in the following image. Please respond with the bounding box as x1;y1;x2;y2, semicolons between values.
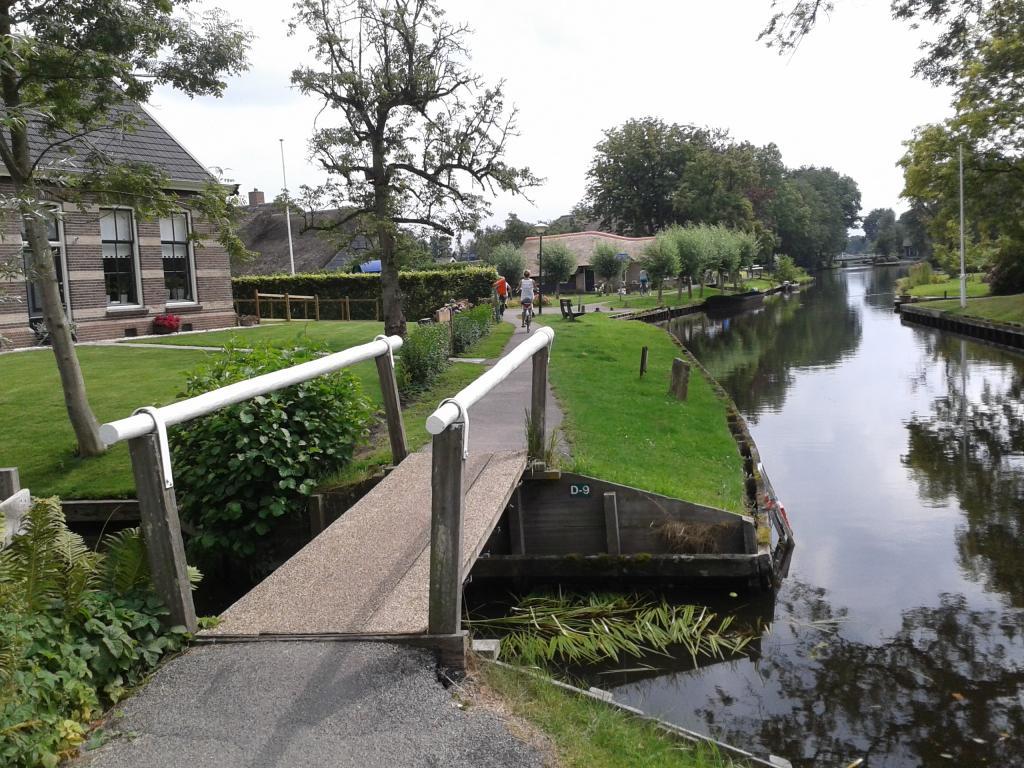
160;213;194;302
100;208;139;305
21;211;67;319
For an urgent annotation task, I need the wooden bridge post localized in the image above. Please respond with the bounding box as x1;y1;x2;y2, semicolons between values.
127;433;198;633
531;346;549;449
375;349;408;464
428;422;465;636
0;467;19;501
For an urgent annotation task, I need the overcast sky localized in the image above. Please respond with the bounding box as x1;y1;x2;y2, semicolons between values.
150;0;952;235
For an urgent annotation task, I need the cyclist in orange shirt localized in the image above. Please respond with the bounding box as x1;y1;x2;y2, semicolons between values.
493;274;509;318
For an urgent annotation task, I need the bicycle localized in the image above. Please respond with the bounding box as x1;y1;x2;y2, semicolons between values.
521;300;533;333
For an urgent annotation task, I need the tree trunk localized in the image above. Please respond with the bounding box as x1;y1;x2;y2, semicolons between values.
688;277;693;298
377;220;406;337
23;212;105;456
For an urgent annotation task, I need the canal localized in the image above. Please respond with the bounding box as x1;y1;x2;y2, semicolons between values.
612;266;1024;766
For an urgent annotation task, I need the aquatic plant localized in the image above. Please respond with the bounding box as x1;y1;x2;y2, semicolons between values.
465;592;759;666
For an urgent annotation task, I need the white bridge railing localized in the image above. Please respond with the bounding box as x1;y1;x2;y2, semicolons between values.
99;335;407;632
425;325;554;638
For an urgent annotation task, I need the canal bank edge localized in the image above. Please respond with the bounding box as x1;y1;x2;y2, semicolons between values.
663;328;794;584
899;303;1024;353
615;280;813;324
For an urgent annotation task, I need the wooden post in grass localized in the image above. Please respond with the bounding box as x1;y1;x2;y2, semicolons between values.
375;349;408;464
669;358;690;400
314;295;320;321
127;433;197;632
285;293;292;321
428;422;465;636
640;346;649;378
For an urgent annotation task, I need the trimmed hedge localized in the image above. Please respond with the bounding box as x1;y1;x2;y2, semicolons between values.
233;267;497;321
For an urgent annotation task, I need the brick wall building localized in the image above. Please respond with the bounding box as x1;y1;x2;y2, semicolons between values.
0;104;237;348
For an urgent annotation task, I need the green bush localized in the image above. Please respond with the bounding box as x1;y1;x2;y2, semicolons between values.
485;242;525;283
452;305;493;355
232;266;497;320
774;254;801;283
906;261;934;288
170;342;372;568
396;323;451;396
0;498;192;768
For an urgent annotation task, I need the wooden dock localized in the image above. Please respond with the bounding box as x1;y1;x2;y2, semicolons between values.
204;450;527;639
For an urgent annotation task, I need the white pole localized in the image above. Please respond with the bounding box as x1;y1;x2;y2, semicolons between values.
280;138;296;276
959;143;966;309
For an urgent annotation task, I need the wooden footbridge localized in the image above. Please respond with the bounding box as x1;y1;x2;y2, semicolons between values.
99;328;555;666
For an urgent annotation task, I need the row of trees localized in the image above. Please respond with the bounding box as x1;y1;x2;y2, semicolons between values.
640;225;761;302
764;0;1024;295
578;117;861;268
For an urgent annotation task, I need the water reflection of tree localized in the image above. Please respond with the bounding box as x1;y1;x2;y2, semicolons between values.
696;583;1024;767
674;275;862;420
903;335;1024;605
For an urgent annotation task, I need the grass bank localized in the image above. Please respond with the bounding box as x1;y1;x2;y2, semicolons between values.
535;313;745;513
924;293;1024;326
898;272;989;298
480;663;746;767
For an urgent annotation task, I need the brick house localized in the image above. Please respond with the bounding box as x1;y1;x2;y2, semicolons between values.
0;103;237;348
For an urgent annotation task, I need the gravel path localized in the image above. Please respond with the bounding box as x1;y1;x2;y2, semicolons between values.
75;642;544;768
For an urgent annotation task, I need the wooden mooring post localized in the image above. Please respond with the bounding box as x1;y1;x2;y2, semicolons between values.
669;358;690;400
428;422;465;636
127;434;198;633
639;346;649;378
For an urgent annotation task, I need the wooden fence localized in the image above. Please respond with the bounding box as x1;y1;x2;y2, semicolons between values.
234;290;383;322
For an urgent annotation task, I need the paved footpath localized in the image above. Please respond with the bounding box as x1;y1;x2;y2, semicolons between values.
74;319;561;768
75;643;543;768
459;309;563;455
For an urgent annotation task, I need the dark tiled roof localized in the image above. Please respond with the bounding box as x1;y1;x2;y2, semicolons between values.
234;206;372;276
21;101;215;187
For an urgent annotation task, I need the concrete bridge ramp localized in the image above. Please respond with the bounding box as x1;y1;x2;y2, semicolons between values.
204;449;527;638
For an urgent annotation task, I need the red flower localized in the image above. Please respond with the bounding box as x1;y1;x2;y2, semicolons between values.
153;314;182;331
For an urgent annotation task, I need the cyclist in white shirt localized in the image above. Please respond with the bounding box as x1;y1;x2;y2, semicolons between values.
519;270;535;328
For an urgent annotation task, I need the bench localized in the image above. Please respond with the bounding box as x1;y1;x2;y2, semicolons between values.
559;298;585;321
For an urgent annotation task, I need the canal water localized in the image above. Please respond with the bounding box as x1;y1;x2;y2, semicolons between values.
612;266;1024;766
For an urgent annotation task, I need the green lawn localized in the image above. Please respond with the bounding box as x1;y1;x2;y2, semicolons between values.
925;293;1024;326
481;664;745;768
536;313;746;513
0;347;211;498
132;320;385;351
5;319;509;498
900;273;989;298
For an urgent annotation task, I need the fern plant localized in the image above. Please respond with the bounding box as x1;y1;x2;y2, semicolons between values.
0;498;197;767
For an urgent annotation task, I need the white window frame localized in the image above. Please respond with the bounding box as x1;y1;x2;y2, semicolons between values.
160;210;199;307
21;207;72;322
99;206;143;309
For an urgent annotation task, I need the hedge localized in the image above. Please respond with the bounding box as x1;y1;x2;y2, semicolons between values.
233;267;498;321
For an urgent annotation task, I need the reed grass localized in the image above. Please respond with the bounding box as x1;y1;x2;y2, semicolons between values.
465;592;759;667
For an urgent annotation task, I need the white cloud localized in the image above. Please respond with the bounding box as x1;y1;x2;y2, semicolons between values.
153;0;953;228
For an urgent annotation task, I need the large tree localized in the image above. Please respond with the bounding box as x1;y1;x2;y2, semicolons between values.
0;1;250;456
290;0;538;336
583;117;710;236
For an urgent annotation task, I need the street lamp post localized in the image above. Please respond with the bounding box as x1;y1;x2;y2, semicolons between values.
535;222;548;314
